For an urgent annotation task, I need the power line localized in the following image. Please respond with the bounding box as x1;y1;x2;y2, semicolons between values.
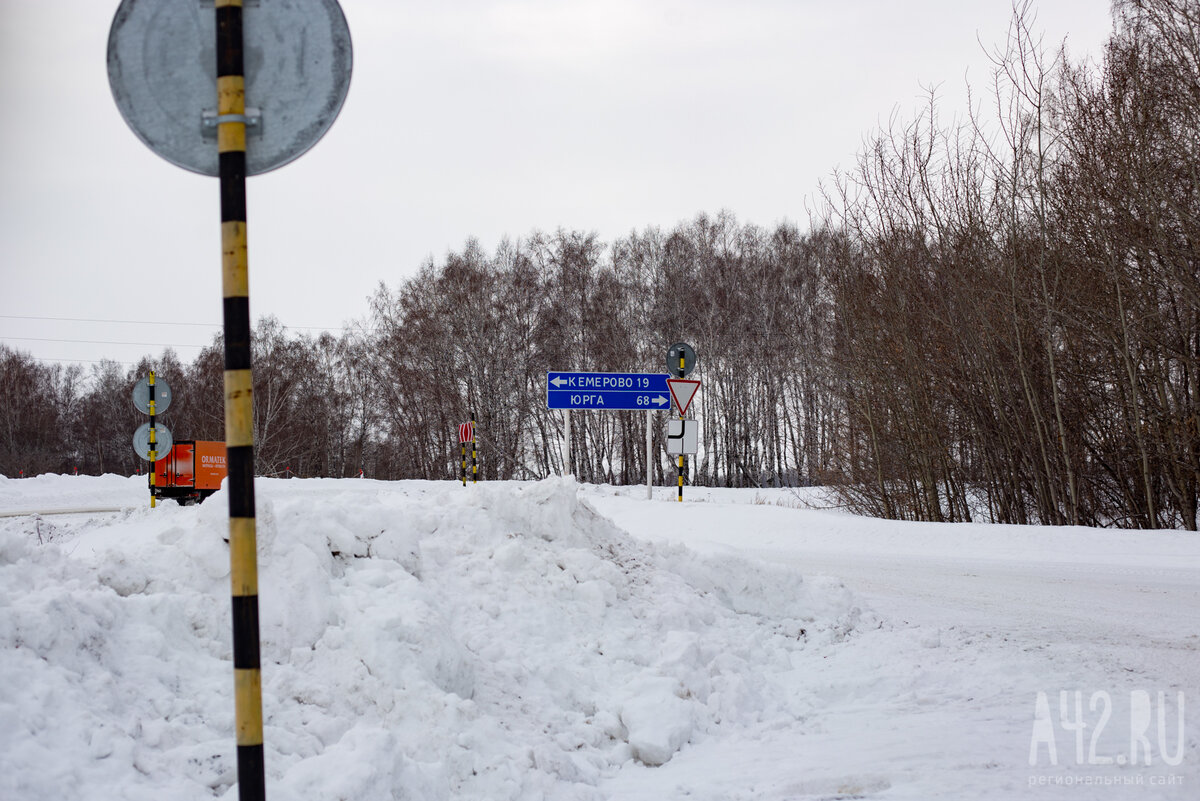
0;313;361;332
1;315;377;369
30;357;138;366
2;336;208;348
0;313;220;328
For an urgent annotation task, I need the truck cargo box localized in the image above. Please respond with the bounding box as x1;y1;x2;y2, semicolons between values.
153;440;227;504
193;440;227;490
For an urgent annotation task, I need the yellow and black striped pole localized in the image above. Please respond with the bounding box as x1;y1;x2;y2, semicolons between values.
461;437;467;486
149;371;157;508
471;411;478;484
216;3;265;799
677;354;685;502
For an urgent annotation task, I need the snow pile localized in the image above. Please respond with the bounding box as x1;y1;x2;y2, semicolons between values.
0;477;861;800
0;472;146;516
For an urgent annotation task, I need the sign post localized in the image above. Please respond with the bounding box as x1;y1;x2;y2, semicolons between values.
646;409;653;500
666;343;699;502
149;372;158;508
675;361;684;502
213;10;267;799
132;373;173;508
108;3;352;799
459;420;476;485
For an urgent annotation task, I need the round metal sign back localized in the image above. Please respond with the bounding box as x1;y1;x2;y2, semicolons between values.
667;342;698;378
133;423;174;461
107;0;353;176
132;376;172;415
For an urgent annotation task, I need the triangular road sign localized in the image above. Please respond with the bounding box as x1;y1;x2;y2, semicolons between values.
667;379;700;416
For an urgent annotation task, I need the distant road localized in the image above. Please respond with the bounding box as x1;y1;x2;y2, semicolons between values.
0;506;127;518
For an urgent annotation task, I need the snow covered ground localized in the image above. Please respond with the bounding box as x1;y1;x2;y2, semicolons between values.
1;474;1197;800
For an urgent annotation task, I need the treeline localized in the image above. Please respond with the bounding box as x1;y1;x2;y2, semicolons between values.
822;0;1200;529
3;1;1198;528
0;318;375;482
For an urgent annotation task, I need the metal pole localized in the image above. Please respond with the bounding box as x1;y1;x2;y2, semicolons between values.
216;3;265;799
563;409;571;477
471;411;477;484
149;371;157;508
646;409;652;500
461;438;466;486
677;353;685;502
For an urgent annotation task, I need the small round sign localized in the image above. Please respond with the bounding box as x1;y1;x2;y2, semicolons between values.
107;0;353;176
667;342;698;378
133;423;174;462
132;376;172;415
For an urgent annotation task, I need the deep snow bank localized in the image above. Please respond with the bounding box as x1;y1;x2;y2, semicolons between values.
0;472;146;515
0;477;861;800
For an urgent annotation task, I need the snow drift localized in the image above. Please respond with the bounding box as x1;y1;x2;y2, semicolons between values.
0;476;861;800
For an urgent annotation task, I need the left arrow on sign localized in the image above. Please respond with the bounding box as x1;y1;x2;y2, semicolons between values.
550;376;569;388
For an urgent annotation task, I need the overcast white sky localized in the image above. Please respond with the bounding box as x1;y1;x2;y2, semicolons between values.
1;0;1113;371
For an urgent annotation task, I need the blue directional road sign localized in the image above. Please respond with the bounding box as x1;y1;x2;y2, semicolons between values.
547;372;672;411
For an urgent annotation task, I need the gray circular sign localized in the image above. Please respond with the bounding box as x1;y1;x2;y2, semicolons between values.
133;422;174;461
107;0;353;176
667;342;698;378
132;376;172;415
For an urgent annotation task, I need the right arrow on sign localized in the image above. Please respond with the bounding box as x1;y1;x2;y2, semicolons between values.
667;379;701;416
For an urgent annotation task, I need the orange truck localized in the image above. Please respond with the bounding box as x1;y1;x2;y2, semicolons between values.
153;440;227;504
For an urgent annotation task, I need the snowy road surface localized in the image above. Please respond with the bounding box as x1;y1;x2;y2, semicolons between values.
2;474;1197;800
587;486;1200;686
588;486;1200;799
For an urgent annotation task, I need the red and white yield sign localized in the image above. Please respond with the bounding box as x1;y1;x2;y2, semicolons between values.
459;422;475;443
667;379;700;416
